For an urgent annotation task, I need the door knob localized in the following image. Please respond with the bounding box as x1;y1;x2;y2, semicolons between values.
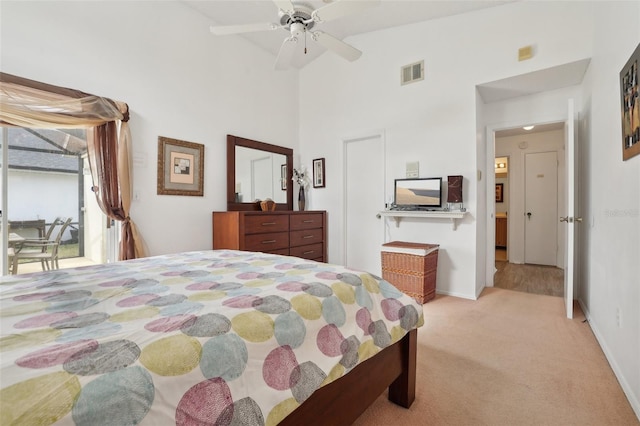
575;217;583;223
526;212;532;220
560;216;569;222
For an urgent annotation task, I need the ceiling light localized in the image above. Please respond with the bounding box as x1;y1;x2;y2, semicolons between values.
523;125;535;131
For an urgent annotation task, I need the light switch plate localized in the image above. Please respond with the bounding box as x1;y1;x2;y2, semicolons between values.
406;161;419;178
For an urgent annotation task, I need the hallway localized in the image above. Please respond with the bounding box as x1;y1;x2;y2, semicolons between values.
494;249;564;297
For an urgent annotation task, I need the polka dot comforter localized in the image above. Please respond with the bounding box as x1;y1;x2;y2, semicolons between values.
0;250;424;425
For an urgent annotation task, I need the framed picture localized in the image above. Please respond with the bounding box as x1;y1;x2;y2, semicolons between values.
281;164;287;191
495;183;504;203
620;42;640;161
313;158;325;188
157;136;204;196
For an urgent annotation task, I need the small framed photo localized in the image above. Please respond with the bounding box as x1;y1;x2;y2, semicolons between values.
157;136;204;196
313;158;325;188
495;183;504;203
281;164;287;190
620;42;640;161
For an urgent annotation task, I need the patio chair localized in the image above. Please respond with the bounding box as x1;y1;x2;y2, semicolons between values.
10;217;72;274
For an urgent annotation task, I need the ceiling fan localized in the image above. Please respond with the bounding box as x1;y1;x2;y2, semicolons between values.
209;0;380;70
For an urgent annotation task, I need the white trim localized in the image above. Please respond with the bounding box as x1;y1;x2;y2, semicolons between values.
437;289;478;301
579;298;640;420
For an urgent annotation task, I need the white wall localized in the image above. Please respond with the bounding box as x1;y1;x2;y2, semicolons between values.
1;1;299;256
7;170;77;233
299;1;594;299
495;175;508;215
578;1;640;418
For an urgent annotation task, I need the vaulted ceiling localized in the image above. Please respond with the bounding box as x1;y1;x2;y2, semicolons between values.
183;0;514;69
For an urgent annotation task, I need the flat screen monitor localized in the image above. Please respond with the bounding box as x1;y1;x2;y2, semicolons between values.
393;177;442;208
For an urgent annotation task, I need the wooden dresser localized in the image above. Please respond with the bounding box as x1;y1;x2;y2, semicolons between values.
212;211;327;262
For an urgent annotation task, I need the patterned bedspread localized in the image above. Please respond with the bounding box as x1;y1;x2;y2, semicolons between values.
0;250;423;425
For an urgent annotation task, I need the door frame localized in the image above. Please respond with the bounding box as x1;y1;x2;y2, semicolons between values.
342;129;386;269
485;113;570;287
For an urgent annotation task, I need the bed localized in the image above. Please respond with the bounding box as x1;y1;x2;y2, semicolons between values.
0;250;423;425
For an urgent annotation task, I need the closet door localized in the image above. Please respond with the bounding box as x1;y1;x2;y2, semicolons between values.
344;133;385;275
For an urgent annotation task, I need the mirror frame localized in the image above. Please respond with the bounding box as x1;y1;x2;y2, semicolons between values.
227;134;293;211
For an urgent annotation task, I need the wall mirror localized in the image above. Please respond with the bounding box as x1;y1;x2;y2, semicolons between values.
227;135;293;211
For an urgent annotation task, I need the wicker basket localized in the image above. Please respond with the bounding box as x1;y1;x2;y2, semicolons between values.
381;241;439;304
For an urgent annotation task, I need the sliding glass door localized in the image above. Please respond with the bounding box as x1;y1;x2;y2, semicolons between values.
1;127;109;276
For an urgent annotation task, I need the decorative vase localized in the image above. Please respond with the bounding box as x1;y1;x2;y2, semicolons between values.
298;186;306;211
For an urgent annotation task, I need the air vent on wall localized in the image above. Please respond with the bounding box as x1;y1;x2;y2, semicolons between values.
401;60;424;85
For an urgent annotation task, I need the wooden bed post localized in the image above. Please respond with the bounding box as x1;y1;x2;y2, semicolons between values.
388;328;417;407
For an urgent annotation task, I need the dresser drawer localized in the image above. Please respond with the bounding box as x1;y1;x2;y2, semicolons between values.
244;215;289;234
244;231;289;251
290;213;323;231
290;243;323;260
290;228;323;247
213;210;326;263
267;248;290;256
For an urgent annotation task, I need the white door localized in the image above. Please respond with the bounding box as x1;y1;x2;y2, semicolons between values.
251;156;272;201
344;134;385;275
563;99;577;319
524;151;558;266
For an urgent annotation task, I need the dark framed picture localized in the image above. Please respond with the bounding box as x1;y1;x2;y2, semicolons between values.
495;183;504;203
157;136;204;196
281;164;287;190
620;42;640;161
313;158;325;188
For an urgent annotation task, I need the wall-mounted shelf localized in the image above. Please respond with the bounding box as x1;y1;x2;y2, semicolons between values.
377;210;467;230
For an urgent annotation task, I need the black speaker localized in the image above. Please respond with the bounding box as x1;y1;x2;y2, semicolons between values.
447;175;463;203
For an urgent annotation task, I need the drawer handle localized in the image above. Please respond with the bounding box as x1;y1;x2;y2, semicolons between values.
261;222;277;226
303;235;314;239
262;240;277;244
303;220;314;223
303;250;315;255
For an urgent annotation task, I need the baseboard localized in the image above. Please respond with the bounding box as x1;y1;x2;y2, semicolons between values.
435;289;478;300
475;284;485;300
579;298;640;422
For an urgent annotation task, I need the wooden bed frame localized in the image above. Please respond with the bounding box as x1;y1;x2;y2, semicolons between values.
281;328;417;425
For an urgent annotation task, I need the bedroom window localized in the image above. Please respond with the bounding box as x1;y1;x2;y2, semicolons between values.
1;127;108;275
1;72;143;275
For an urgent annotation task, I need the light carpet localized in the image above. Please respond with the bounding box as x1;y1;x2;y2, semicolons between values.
353;287;639;426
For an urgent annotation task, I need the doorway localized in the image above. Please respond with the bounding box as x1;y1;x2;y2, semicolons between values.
490;123;566;297
1;127;106;276
494;156;509;263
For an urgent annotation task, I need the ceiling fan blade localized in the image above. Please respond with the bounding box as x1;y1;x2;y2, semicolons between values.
312;31;362;62
312;0;380;22
210;22;279;36
272;0;296;16
274;37;298;70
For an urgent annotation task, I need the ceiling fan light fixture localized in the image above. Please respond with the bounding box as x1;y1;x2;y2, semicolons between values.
210;0;380;69
290;21;306;37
